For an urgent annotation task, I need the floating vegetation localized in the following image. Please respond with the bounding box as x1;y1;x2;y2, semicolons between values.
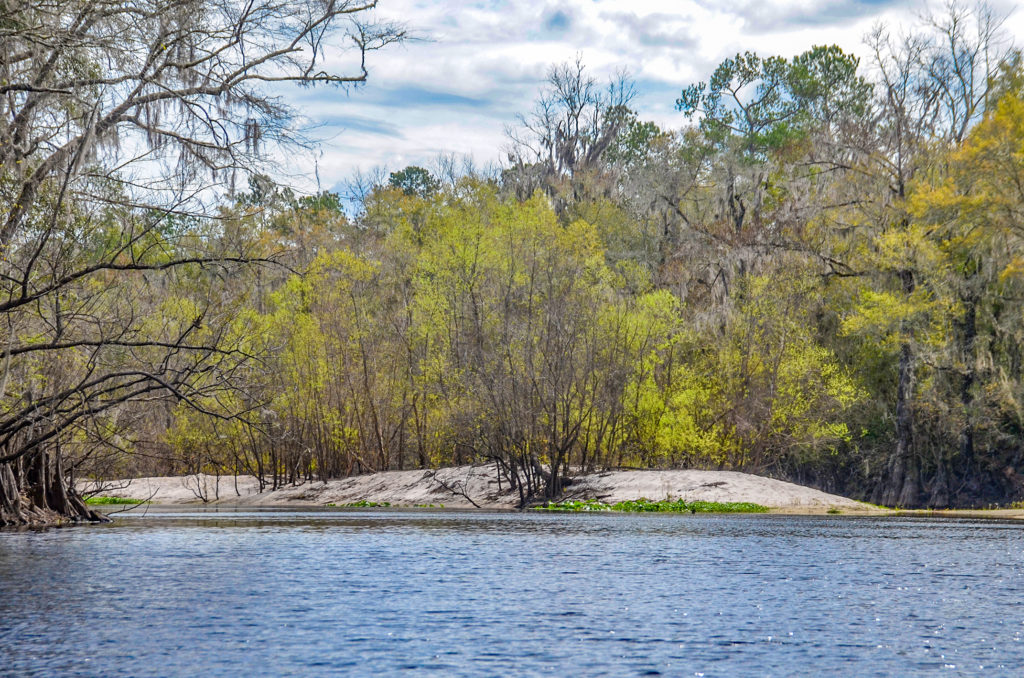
535;498;768;513
84;496;148;505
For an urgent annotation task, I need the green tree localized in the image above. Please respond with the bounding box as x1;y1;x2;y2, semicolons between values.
389;166;440;198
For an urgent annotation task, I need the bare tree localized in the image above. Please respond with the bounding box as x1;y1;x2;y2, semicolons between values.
1;0;402;240
922;0;1010;143
0;0;403;525
504;57;635;208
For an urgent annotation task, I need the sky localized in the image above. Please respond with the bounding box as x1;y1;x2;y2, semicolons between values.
273;0;1024;196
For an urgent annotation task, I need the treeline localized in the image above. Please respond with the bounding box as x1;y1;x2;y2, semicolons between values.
156;179;866;507
150;7;1024;508
5;2;1024;522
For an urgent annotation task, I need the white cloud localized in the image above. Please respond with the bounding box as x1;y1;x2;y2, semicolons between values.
266;0;1021;195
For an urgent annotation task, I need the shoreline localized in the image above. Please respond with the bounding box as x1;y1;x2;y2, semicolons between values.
79;466;883;515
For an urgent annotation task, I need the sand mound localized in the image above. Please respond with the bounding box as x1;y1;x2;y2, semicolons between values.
80;465;870;513
567;469;866;510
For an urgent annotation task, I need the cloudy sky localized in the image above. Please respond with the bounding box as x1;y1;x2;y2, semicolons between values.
277;0;1023;195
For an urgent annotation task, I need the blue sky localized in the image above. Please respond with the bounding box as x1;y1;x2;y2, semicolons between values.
270;0;1022;196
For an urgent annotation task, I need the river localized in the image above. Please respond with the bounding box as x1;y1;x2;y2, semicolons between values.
1;508;1022;676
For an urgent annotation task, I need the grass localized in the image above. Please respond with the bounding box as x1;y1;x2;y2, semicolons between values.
85;496;148;505
535;497;769;514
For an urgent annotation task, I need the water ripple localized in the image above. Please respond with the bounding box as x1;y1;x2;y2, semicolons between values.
1;511;1022;676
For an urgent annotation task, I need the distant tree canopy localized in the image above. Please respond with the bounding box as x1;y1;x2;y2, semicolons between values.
677;45;872;155
389;166;440;197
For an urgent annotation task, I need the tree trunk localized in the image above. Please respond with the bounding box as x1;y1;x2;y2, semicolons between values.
880;270;919;507
929;456;950;509
0;448;109;527
896;453;919;508
881;341;919;506
958;296;977;474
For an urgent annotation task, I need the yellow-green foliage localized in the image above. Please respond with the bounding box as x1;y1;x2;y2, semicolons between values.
911;92;1024;283
161;181;872;479
624;274;863;470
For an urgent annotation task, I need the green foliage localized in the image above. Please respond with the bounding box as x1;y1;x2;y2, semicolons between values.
623;274;863;471
677;45;869;155
84;496;148;505
535;498;769;513
143;29;1024;513
605;109;669;167
40;0;1024;523
535;499;611;512
389;166;440;197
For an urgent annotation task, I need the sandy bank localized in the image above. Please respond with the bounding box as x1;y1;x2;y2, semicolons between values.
79;466;874;513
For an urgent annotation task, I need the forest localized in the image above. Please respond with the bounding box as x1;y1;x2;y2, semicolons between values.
2;0;1024;525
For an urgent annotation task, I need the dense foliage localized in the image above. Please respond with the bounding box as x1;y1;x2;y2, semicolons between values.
4;2;1024;520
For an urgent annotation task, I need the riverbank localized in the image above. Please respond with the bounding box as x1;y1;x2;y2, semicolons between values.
78;466;877;514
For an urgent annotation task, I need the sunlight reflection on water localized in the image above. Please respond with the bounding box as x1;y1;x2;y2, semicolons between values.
1;510;1022;676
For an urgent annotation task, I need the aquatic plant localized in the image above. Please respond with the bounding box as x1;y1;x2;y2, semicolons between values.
535;499;612;512
84;496;148;505
535;498;768;513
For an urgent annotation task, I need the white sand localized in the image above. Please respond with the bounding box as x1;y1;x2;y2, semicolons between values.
79;465;872;513
568;469;868;510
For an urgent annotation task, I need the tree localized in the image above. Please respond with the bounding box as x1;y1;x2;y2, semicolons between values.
907;83;1024;505
624;273;861;475
504;57;635;211
0;0;403;525
667;4;1013;507
389;166;440;198
834;2;1010;506
676;45;870;238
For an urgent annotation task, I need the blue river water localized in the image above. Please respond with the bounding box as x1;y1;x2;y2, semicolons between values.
1;508;1023;676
